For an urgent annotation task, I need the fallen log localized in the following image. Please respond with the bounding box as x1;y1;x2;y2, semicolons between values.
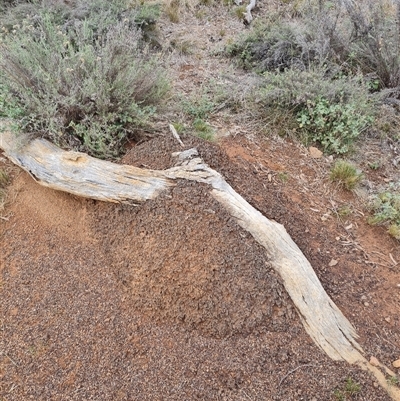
0;127;399;400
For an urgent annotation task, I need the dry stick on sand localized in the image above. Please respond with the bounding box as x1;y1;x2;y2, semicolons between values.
169;124;184;147
244;0;256;24
0;127;399;401
278;364;315;389
234;0;256;24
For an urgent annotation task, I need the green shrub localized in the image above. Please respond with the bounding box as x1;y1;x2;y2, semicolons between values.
259;68;375;153
192;118;214;140
330;160;363;190
181;90;215;120
132;2;161;27
334;377;361;400
180;88;216;140
129;2;162;45
298;95;373;154
369;191;400;240
0;81;23;119
344;377;361;396
0;1;168;158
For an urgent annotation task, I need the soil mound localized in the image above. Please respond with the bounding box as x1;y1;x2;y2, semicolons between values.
90;182;294;338
89;135;294;338
0;135;393;400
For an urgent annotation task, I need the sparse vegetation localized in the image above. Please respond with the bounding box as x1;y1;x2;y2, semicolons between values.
170;37;193;55
334;377;361;400
0;81;22;119
225;0;400;154
181;92;215;120
234;5;246;20
369;190;400;240
180;89;216;140
333;389;346;401
330;161;363;190
0;168;9;213
278;171;289;183
368;161;381;170
337;205;353;218
192;118;214;140
388;375;400;386
256;67;376;153
172;121;185;134
0;169;8;187
344;377;361;396
166;0;181;23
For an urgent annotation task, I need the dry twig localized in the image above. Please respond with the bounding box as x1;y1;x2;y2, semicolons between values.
279;364;315;388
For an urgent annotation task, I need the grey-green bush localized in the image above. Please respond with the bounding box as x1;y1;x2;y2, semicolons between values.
343;0;400;90
0;0;168;158
228;0;400;94
226;2;348;73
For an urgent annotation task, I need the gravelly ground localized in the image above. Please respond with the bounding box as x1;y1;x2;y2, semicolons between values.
1;1;400;399
1;135;396;400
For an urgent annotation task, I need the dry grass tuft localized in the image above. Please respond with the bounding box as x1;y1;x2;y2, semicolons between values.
0;168;10;215
330;160;363;190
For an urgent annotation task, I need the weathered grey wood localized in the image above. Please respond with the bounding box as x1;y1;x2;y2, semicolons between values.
232;0;256;24
166;155;363;361
1;128;399;400
169;124;184;147
244;0;256;24
0;130;175;203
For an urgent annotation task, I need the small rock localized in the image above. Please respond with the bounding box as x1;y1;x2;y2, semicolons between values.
370;356;380;367
361;295;367;301
321;211;331;221
364;302;370;306
393;359;400;368
329;259;338;267
373;382;379;388
309;146;323;159
385;317;391;323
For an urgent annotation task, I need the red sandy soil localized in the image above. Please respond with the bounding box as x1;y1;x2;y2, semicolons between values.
1;134;399;400
1;2;400;400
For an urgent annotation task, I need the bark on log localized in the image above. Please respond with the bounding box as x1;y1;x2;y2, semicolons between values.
1;127;399;400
